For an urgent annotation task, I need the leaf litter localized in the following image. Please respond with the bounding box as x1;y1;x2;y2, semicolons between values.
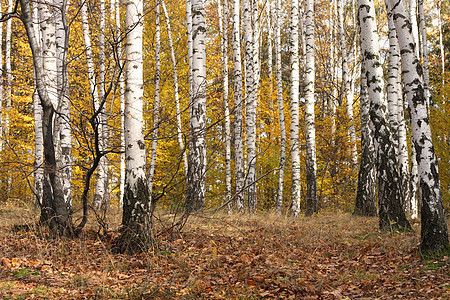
0;210;448;299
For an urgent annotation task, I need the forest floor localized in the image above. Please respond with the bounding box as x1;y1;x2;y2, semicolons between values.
0;201;448;299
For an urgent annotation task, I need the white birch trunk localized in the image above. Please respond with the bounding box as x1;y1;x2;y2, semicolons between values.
354;67;377;216
329;0;337;146
274;0;285;215
54;0;71;208
93;0;109;214
186;0;193;103
359;0;410;231
5;0;13;136
289;0;301;217
304;0;318;216
418;0;430;106
186;0;207;212
244;0;257;212
267;0;273;113
386;5;411;216
120;0;150;252
21;0;72;234
388;0;448;253
218;0;232;212
32;2;44;207
148;2;160;203
161;0;188;177
115;0;126;208
408;0;420;58
232;0;245;212
438;0;444;84
337;0;358;166
80;2;107;212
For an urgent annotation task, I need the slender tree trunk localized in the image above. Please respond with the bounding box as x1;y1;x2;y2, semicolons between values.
115;0;126;208
274;0;285;216
408;0;420;215
437;0;445;85
80;2;106;212
408;0;420;58
218;0;232;212
232;0;245;212
53;0;72;209
20;0;73;235
329;0;336;147
5;0;12;139
161;0;188;177
359;0;410;231
386;4;411;215
289;0;301;217
148;2;160;205
244;0;257;213
418;0;430;105
118;0;151;254
385;2;414;219
354;69;377;216
32;1;44;207
252;0;260;88
93;0;109;214
267;0;273;114
388;0;448;253
304;0;318;216
337;0;358;166
186;0;207;213
185;0;193;106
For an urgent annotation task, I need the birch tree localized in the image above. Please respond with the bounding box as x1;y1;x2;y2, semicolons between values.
289;0;301;217
232;0;245;212
186;0;207;212
148;1;160;204
218;0;232;211
244;0;257;213
304;0;318;216
385;4;412;217
337;0;357;166
418;0;430;104
16;0;73;235
117;0;151;253
437;0;444;84
32;1;44;206
275;0;286;216
80;2;107;212
388;0;448;253
354;69;377;216
5;0;12;137
358;0;410;231
408;0;420;57
53;0;72;208
114;0;126;207
93;0;109;214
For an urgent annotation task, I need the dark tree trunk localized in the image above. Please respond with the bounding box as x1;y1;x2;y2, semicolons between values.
40;105;73;236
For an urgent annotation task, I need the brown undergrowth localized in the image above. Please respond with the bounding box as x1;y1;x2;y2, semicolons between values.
0;202;448;299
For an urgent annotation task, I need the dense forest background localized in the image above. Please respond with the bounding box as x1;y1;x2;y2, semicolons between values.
0;0;447;214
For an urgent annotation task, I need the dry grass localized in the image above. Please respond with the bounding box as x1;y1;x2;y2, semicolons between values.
0;202;448;299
